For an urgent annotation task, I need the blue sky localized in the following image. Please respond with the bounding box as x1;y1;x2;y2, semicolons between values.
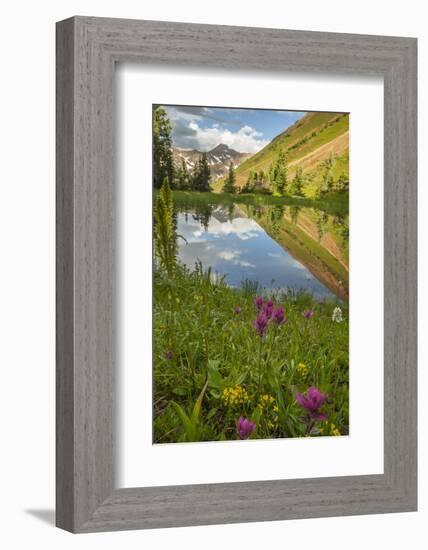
163;105;305;154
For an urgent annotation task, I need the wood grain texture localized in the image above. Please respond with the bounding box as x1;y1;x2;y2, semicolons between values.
56;16;417;533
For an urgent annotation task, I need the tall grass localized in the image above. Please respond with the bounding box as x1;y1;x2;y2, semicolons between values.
153;178;178;276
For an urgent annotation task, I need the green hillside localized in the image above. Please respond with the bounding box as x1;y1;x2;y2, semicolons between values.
215;112;349;198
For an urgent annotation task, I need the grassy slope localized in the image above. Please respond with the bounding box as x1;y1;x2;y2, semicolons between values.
213;112;349;194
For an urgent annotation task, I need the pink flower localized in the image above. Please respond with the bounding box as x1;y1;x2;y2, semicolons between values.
296;386;327;421
253;310;269;337
254;296;264;310
234;306;241;315
273;307;285;325
237;416;256;440
303;309;314;320
264;299;274;318
165;350;174;360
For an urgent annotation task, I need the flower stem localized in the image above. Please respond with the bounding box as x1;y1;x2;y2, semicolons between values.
256;337;263;400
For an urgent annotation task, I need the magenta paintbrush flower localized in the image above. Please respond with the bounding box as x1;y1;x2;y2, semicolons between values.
234;306;241;315
273;306;285;325
165;350;174;360
296;386;328;421
303;309;314;319
237;416;256;440
254;296;264;310
264;299;274;318
253;310;269;337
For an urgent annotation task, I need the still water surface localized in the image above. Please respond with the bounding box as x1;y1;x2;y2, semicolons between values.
176;202;346;301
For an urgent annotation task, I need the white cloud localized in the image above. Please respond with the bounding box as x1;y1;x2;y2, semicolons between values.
217;249;256;269
186;122;268;153
218;250;238;261
178;214;263;242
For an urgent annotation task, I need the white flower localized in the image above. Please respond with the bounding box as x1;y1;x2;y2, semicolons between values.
332;307;343;323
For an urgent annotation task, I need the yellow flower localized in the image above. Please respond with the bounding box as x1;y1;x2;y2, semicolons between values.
258;394;275;411
320;423;341;436
297;362;308;377
331;424;341;436
221;385;249;407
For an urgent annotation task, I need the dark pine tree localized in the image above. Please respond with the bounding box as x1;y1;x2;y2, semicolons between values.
192;153;211;191
274;150;288;195
153;106;174;189
177;158;190;190
291;166;304;196
223;162;236;194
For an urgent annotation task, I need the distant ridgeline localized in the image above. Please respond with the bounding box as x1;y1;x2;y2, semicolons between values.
216;112;349;198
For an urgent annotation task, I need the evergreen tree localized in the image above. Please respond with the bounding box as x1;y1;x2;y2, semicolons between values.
268;164;275;188
319;154;335;195
223;162;236;194
241;171;252;194
274;150;288;195
291;166;304;196
252;171;259;187
177;158;190;190
192;153;211;191
153;107;174;188
337;173;349;192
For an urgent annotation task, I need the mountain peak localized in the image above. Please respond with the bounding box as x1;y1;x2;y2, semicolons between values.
210;143;239;155
172;144;251;180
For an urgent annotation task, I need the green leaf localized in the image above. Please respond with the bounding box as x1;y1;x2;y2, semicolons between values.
172;387;188;396
207;360;224;389
191;378;209;424
206;407;218;419
251;405;262;425
171;401;194;440
235;370;248;385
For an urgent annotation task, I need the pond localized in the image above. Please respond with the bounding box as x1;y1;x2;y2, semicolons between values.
174;194;349;302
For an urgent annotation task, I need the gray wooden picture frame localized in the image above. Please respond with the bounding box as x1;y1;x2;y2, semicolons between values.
56;16;417;533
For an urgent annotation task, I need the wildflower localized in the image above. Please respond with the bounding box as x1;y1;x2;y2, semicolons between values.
296;386;327;421
237;416;256;440
253;310;269;337
165;350;174;360
254;296;264;310
258;395;279;430
234;306;241;315
258;394;275;409
303;309;314;320
297;362;308;376
221;385;249;407
320;423;341;436
264;299;275;318
272;306;285;325
332;306;343;323
331;424;341;436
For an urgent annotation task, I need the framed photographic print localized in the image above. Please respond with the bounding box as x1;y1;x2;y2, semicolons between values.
56;17;417;532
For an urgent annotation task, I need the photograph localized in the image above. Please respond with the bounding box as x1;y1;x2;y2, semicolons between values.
152;104;349;443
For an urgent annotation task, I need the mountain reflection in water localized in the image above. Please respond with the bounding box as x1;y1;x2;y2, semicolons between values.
174;196;349;302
